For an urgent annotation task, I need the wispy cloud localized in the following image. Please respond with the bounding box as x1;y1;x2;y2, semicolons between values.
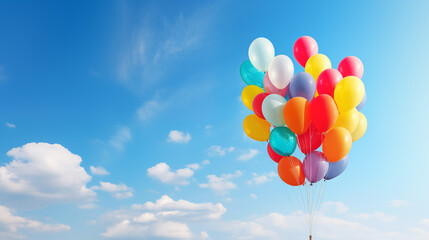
238;148;260;161
137;99;164;121
117;3;219;91
136;81;213;122
390;199;408;207
109;127;132;151
0;205;70;237
205;145;235;157
5;122;16;128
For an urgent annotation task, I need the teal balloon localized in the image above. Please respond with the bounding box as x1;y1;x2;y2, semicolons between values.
269;127;297;156
240;60;264;88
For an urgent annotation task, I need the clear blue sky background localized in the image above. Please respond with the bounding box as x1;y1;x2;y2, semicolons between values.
0;0;429;239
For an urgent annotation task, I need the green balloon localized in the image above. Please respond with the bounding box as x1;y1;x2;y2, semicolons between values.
269;127;297;156
240;60;264;88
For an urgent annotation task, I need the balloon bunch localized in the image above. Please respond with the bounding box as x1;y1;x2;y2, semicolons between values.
241;36;367;186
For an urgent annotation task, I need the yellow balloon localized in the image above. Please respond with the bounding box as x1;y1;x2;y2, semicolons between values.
305;54;331;81
243;114;271;141
351;112;367;142
242;85;264;111
334;76;365;113
332;108;359;133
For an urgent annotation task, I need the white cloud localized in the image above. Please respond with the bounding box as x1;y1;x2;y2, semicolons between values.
147;163;194;185
131;195;226;220
133;213;156;223
186;163;200;170
115;192;134;199
101;195;225;239
250;193;258;199
167;130;191;143
390;199;408;207
202;159;210;165
205;145;235;157
78;203;98;210
6;122;16;128
421;218;429;227
321;201;350;214
0;142;95;208
98;195;427;240
199;171;242;195
352;211;396;223
218;210;405;240
238;148;260;161
0;205;70;238
92;181;133;199
247;172;276;185
109;127;132;151
90;166;110;176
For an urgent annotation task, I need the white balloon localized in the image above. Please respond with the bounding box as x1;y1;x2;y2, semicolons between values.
248;37;275;72
268;55;294;89
261;94;287;127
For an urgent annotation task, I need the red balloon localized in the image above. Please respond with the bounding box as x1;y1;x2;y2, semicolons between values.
297;123;324;154
252;93;270;119
293;36;318;67
316;68;343;98
338;56;364;79
267;143;283;163
310;94;338;132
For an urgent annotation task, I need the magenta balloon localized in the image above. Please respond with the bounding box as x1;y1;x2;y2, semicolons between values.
316;68;343;98
338;56;364;79
303;151;329;183
263;72;287;97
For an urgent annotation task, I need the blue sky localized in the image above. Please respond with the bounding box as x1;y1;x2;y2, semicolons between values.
0;0;429;239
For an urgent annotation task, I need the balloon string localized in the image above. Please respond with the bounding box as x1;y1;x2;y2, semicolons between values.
313;179;328;231
287;157;308;229
271;150;308;232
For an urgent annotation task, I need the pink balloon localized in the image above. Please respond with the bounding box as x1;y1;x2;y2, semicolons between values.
316;69;343;98
293;36;318;67
338;56;364;79
263;72;287;97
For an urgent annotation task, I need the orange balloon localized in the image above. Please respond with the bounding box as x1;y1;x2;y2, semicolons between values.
278;156;305;186
283;97;311;135
322;127;352;162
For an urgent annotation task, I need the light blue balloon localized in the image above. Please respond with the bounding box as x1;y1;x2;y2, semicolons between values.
356;91;366;111
261;94;287;127
269;127;297;156
325;156;349;180
240;60;264;88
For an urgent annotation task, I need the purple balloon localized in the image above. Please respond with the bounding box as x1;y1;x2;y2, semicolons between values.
303;151;329;183
290;72;316;101
356;92;366;111
325;156;349;180
286;83;292;100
